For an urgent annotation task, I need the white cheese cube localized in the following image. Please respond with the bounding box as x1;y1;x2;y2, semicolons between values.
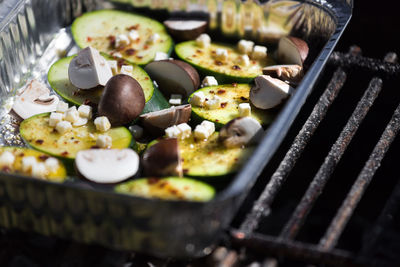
64;106;80;123
194;125;209;140
44;157;59;173
73;117;88;127
107;60;118;75
0;151;15;166
237;54;250;67
56;101;68;113
251;45;267;60
96;134;112;148
196;33;211;48
147;33;160;44
165;125;180;138
120;65;133;76
112;52;123;58
94;116;111;132
189;91;206;107
238;40;254;55
201;76;218;87
129;125;144;139
205;96;221;110
215;48;228;61
49;112;63;127
128;30;140;41
22;156;37;172
78;105;92;119
31;162;48;178
169;94;182;105
115;34;130;48
177;123;192;139
201;120;215;136
56;121;72;134
154;51;169;61
238;103;251;117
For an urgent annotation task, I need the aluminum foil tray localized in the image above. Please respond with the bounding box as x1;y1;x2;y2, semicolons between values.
0;0;352;259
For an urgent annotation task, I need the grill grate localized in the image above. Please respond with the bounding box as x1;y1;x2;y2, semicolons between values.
230;47;400;266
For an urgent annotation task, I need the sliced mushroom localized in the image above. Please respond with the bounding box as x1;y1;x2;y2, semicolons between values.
12;79;59;119
219;117;264;148
139;104;191;136
141;138;182;177
68;46;113;89
250;75;294;110
262;64;303;85
164;20;208;41
75;149;139;184
144;59;200;98
278;36;309;66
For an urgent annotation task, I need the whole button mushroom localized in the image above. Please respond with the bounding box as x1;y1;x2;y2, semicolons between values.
98;74;145;126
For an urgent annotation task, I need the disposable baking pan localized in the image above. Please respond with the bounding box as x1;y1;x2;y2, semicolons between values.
0;0;352;259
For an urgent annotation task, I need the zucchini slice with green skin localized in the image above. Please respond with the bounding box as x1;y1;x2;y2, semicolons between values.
19;113;133;160
71;9;173;66
175;41;275;84
115;177;215;201
189;84;275;129
0;147;67;182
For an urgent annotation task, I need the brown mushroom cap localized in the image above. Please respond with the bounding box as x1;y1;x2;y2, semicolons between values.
144;59;200;98
98;74;145;126
140;104;192;136
278;36;309;66
164;20;208;41
141;138;182;177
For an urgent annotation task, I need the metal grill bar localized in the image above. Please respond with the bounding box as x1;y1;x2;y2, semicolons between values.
279;77;383;240
239;68;347;234
329;52;400;76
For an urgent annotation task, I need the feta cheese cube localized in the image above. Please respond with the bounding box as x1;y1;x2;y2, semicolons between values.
129;125;144;139
107;60;118;75
177;123;192;139
165;125;180;138
128;30;140;41
251;45;267;60
56;101;68;113
0;151;15;166
205;95;221;110
169;94;182;105
112;52;123;58
78;105;92;119
237;54;250;67
154;51;169;61
73;117;88;127
189;91;206;107
215;48;228;61
44;157;59;173
64;106;80;123
201;76;218;87
22;156;37;172
115;34;130;48
96;134;112;148
194;125;209;140
120;65;133;76
201;120;215;136
147;33;160;44
238;40;254;55
238;103;251;117
31;162;47;178
49;112;63;127
56;121;72;134
196;33;211;48
94;116;111;132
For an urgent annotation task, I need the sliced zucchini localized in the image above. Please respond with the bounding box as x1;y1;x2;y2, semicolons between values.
48;55;154;106
189;84;275;129
71;10;173;66
0;147;67;182
115;177;215;201
175;41;275;83
19;113;133;160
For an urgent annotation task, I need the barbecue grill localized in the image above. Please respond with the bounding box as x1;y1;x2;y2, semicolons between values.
1;0;400;266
